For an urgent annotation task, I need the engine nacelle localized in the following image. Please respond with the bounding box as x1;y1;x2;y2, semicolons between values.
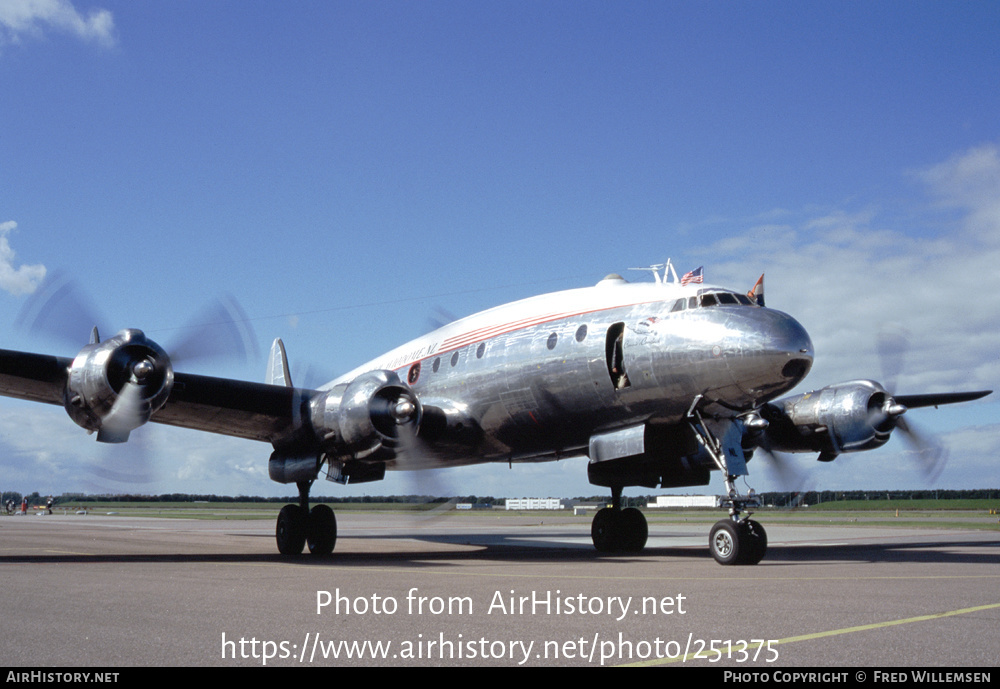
64;329;174;443
309;370;421;461
762;380;903;458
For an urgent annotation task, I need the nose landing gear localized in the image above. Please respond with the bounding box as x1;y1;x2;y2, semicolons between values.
689;402;769;565
709;517;767;565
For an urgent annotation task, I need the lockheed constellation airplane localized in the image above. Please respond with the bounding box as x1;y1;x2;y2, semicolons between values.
0;262;989;565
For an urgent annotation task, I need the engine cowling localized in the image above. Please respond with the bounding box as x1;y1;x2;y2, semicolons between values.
761;380;906;459
64;329;174;443
309;370;421;461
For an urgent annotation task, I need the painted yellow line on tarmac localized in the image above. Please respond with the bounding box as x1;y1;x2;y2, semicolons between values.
621;601;1000;667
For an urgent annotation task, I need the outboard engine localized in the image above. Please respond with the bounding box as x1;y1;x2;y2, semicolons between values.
64;329;174;443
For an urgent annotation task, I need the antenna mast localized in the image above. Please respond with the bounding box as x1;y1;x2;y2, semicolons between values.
628;260;679;284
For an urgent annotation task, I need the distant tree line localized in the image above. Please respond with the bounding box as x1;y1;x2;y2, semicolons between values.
757;489;1000;507
2;488;997;507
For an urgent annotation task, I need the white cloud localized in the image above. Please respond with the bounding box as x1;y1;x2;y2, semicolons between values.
0;221;46;296
0;0;115;48
916;142;1000;241
708;142;1000;396
700;143;1000;491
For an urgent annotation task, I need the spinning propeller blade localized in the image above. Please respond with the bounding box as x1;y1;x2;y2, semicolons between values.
876;328;948;482
15;273;258;489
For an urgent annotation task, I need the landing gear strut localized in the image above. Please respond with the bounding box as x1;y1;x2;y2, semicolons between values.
591;486;648;553
275;480;338;557
687;402;769;565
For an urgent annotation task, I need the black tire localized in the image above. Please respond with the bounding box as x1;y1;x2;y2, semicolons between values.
591;507;618;552
307;504;337;556
276;504;307;556
619;507;648;553
740;519;767;565
709;519;742;565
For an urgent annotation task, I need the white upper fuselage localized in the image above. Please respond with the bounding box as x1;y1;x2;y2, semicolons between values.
324;275;814;465
330;276;694;386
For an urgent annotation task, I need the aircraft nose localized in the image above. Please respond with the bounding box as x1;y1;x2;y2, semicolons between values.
765;309;813;384
728;308;813;400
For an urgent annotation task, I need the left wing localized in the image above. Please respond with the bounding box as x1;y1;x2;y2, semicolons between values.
149;371;313;442
0;330;421;477
0;340;317;446
0;349;71;406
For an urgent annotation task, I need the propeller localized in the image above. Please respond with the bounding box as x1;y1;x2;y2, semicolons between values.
17;272;259;367
15;272;259;490
426;307;457;335
875;327;948;482
391;412;458;518
97;354;158;443
15;270;108;349
752;428;815;502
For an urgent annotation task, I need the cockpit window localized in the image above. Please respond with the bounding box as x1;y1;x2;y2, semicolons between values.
674;290;758;313
693;290;759;308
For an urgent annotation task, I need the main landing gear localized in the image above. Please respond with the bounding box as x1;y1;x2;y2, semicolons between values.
276;480;338;556
591;486;648;553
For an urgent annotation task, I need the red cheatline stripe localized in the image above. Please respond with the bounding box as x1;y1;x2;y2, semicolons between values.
440;311;576;349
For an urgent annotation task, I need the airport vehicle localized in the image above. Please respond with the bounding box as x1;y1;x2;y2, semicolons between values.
0;264;989;564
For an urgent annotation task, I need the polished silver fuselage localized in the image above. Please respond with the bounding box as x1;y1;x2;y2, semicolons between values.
329;276;814;468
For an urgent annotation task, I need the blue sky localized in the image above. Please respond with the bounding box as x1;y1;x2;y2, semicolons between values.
0;1;997;500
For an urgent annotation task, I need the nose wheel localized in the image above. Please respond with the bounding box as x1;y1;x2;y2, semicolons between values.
709;518;767;565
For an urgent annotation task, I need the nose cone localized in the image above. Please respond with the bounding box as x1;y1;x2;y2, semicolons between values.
770;309;814;382
734;308;814;400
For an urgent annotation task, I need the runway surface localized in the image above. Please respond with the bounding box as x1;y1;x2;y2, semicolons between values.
1;511;997;667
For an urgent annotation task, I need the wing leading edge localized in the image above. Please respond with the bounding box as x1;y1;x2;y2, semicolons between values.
0;348;316;444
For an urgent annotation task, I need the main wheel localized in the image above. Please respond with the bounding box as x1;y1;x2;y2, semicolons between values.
709;519;742;565
618;507;648;553
307;504;337;556
591;507;618;552
276;504;307;556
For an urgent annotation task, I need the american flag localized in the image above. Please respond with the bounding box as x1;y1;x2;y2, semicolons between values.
680;266;703;285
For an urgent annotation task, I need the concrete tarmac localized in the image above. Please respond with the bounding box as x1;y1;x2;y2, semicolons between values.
1;511;998;668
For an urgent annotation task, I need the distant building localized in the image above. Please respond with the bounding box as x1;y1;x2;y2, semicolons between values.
505;498;565;511
647;495;720;509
